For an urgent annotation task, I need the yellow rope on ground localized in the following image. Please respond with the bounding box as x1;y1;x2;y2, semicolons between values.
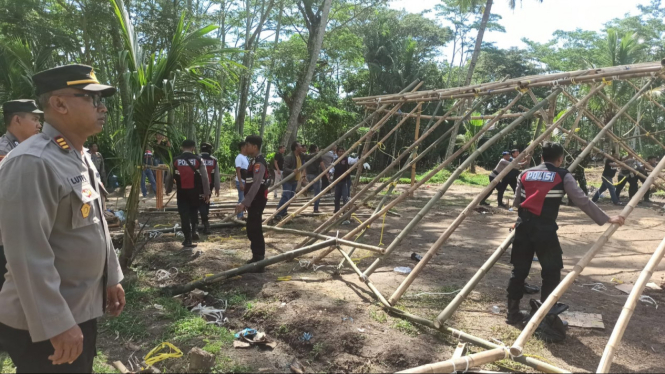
143;342;183;369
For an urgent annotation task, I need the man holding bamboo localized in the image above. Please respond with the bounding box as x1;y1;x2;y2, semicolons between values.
506;142;625;326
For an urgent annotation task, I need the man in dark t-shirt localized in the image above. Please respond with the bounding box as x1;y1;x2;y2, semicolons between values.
273;145;285;198
591;154;622;205
305;145;325;213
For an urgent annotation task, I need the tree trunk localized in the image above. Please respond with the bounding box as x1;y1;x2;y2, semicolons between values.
119;167;142;271
463;0;493;87
259;1;284;144
280;0;333;147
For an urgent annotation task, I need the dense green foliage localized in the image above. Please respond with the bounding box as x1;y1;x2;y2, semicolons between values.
1;0;665;173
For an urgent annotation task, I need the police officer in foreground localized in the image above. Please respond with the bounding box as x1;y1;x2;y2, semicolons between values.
235;135;270;266
167;140;210;248
0;64;125;372
199;142;220;234
507;142;624;326
0;99;43;291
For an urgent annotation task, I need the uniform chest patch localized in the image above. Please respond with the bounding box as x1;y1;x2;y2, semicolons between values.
203;159;215;166
525;171;556;182
81;203;91;218
177;159;198;166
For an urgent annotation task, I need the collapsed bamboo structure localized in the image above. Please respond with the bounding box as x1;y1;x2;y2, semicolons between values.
168;61;665;372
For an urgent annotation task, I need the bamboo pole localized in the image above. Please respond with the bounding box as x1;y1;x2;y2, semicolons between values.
557;126;665;190
433;102;628;326
384;308;570;373
269;80;423;192
411;104;422;188
388;86;601;305
271;103;422;226
307;98;492;264
293;100;461;249
563;110;584;148
354;62;663;105
600;85;665;152
372;109;536;122
163;239;337;296
360;93;528;277
510;80;662;357
263;101;413;224
398;348;508;374
623;128;665;140
435;232;515;326
561;89;665;183
597;234;665;372
244;220;385;254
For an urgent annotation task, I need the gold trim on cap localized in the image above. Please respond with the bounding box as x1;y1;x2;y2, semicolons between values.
66;79;100;86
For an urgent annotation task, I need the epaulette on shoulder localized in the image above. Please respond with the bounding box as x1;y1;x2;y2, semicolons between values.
54;135;70;150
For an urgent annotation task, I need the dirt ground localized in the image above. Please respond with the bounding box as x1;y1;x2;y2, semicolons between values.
89;168;665;374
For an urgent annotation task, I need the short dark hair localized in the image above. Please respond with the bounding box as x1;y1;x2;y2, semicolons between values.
337;146;345;152
200;142;213;153
245;135;262;149
238;141;246;151
648;155;658;161
278;145;285;149
309;144;318;153
3;112;16;125
290;141;300;152
541;142;564;163
182;139;196;149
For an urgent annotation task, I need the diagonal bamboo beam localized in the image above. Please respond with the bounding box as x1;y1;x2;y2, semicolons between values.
361;93;526;278
597;233;665;372
616;80;665;150
433;95;637;325
388;86;602;305
563;110;585;148
307;98;492;265
293;99;467;249
398;348;509;374
268;80;423;192
510;78;659;357
271;103;422;226
561;90;665;184
557;126;665;190
263;101;410;224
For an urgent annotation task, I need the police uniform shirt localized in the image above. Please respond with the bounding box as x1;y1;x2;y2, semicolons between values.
490;158;511;178
513;162;609;225
0;123;123;342
241;153;268;207
0;131;19;160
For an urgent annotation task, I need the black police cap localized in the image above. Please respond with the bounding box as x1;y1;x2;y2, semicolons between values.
32;64;117;97
2;99;43;115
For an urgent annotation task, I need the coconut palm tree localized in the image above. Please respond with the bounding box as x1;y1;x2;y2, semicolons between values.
458;0;544;87
110;0;238;271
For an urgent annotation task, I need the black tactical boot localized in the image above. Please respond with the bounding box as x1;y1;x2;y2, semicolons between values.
506;298;529;325
203;221;211;235
182;234;197;248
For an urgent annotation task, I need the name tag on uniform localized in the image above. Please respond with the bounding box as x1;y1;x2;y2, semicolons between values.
69;172;100;203
525;171;556;182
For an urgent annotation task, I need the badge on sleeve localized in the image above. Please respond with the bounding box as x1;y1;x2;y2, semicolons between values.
254;163;261;173
81;203;91;218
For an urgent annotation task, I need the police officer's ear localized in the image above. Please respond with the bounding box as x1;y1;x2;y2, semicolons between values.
47;94;70;115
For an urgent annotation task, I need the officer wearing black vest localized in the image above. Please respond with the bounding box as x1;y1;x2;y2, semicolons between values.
166;140;210;248
506;142;625;325
235;135;270;266
199;142;220;234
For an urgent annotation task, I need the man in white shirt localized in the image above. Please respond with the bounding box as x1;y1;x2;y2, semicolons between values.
235;141;249;219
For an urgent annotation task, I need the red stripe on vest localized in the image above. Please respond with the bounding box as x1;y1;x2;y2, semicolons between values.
519;170;563;216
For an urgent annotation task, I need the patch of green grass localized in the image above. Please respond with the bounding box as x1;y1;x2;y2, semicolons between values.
369;308;387;323
101;284;156;340
310;342;325;359
212;356;252;373
392;319;418;336
245;301;254;311
276;324;290;336
211;290;249;307
0;353;15;374
202;339;224;355
169;317;234;344
93;351;120;374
